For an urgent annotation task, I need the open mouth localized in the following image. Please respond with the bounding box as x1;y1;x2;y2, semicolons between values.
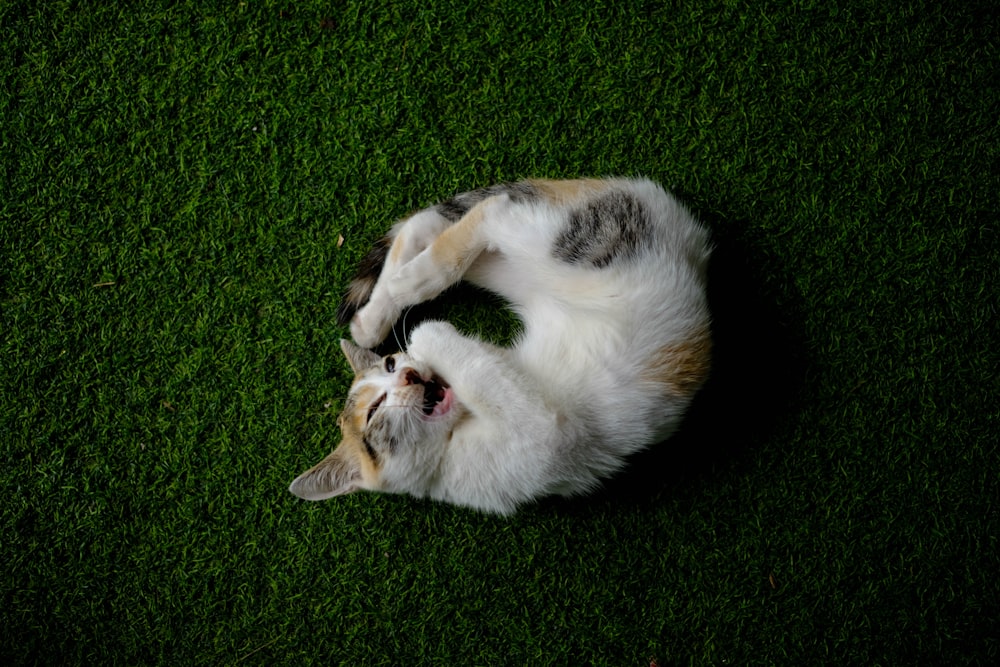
404;369;452;418
421;376;450;416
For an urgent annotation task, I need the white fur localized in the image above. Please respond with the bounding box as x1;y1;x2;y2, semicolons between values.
293;178;712;514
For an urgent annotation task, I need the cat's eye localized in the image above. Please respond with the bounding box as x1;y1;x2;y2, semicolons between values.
384;356;396;373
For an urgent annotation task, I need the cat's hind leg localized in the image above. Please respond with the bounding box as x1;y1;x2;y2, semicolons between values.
342;209;452;348
343;192;513;348
385;194;506;307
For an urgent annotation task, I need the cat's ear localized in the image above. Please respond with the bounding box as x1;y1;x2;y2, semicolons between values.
288;445;363;501
341;338;380;373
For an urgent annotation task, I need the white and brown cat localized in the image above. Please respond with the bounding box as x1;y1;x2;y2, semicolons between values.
289;178;712;514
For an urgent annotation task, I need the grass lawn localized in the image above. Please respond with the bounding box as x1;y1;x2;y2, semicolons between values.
2;0;997;664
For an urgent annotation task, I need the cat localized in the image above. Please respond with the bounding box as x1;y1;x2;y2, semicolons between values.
289;177;713;514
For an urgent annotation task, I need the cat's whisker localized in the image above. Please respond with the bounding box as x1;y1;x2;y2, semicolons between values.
391;305;415;351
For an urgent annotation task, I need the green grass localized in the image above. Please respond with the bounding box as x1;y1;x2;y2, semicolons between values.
2;0;998;664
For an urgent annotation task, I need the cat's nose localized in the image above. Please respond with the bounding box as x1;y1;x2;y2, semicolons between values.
402;369;423;386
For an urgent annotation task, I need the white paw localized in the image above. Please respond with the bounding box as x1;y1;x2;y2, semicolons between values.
387;256;439;305
350;296;399;348
408;320;458;356
385;262;419;303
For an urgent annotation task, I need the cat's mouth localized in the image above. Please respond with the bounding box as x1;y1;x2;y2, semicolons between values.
405;369;453;418
421;377;449;416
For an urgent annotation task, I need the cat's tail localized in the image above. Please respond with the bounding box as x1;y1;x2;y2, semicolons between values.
335;233;393;325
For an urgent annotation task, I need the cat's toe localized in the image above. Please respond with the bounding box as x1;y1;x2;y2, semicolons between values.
351;312;384;348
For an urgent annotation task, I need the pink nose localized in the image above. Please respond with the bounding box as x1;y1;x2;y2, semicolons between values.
403;369;422;386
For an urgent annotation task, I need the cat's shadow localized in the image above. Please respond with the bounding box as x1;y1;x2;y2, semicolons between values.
373;233;807;515
562;234;808;513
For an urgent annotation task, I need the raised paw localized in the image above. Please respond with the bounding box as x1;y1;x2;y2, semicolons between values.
350;293;400;348
407;320;458;356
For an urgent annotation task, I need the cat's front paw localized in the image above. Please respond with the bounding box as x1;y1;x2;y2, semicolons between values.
350;294;399;348
407;320;458;357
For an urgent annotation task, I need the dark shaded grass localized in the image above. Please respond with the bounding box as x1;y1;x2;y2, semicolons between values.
2;0;998;664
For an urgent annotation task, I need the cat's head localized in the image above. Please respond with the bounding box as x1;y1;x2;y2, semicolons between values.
288;339;461;502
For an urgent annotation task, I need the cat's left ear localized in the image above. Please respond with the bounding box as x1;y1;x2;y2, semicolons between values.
341;339;380;373
288;445;363;501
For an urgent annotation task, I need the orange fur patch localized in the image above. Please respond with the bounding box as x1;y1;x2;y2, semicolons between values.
341;434;382;477
430;203;487;272
643;327;712;397
389;233;406;264
530;178;610;204
337;383;384;477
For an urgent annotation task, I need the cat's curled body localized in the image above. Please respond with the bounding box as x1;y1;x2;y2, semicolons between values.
289;178;712;514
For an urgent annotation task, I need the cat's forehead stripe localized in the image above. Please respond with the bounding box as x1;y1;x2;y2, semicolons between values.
355;384;380;407
340;384;380;436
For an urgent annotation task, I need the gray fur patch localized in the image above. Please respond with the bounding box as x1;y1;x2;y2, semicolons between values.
553;191;651;267
435;181;538;223
365;419;400;458
362;435;379;463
